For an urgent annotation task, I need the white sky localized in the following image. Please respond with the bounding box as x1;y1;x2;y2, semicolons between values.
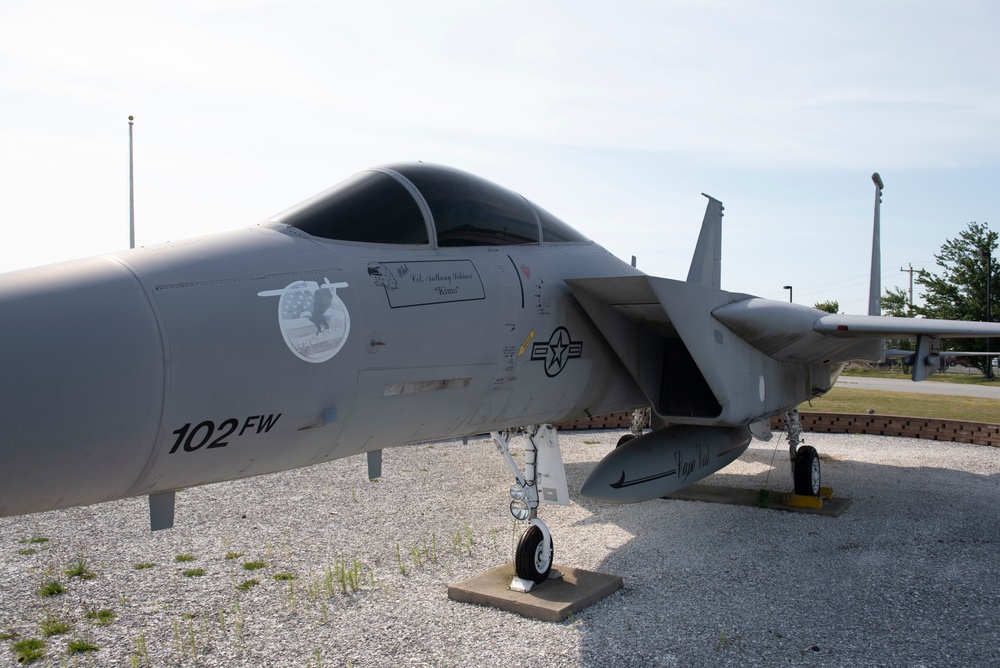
2;0;998;313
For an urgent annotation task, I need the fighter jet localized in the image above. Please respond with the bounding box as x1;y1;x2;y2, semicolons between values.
1;164;997;586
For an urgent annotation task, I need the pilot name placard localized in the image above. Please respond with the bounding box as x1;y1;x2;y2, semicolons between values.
369;260;485;308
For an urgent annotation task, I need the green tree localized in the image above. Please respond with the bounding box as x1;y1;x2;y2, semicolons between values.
880;286;915;352
813;300;839;314
916;221;998;372
881;286;916;318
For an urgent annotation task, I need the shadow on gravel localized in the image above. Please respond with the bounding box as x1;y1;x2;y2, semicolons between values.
561;445;1000;667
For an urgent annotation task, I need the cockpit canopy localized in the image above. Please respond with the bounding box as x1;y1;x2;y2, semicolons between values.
272;163;589;247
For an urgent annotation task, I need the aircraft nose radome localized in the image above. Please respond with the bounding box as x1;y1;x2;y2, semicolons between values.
0;256;164;516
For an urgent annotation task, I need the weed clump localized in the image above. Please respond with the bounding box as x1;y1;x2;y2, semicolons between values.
235;579;259;592
64;556;95;579
39;614;71;637
67;637;99;654
12;637;45;663
84;607;116;626
38;581;65;597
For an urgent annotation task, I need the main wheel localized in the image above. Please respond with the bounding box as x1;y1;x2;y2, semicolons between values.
616;433;637;448
793;445;821;496
515;524;553;584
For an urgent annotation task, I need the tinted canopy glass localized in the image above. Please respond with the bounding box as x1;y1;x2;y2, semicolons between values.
532;201;589;243
391;164;539;247
277;171;429;245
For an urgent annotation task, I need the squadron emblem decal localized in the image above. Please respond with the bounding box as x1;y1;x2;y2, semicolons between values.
258;279;350;363
531;327;583;377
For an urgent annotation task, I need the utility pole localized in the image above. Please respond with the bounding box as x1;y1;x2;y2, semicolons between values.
982;249;993;379
783;285;793;303
900;263;917;309
128;115;135;249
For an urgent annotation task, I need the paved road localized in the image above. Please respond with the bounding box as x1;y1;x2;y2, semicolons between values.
835;374;1000;398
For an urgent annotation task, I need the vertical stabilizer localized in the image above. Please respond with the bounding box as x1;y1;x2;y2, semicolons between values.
686;194;724;289
869;173;883;316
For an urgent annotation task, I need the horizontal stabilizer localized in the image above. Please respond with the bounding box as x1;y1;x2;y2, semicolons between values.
713;298;883;364
813;314;1000;339
714;299;1000;364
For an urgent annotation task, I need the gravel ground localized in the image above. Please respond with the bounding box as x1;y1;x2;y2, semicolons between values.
1;430;999;667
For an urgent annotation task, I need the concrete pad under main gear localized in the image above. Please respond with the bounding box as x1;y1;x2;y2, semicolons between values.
448;564;623;622
664;483;852;517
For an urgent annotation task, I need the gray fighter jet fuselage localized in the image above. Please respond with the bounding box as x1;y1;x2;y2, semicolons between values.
4;163;1000;583
1;164;652;518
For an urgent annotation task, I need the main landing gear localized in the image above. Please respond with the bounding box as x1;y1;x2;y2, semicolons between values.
615;407;650;448
491;424;569;590
785;408;821;496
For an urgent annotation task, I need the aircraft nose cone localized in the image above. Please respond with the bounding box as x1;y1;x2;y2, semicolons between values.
0;256;164;515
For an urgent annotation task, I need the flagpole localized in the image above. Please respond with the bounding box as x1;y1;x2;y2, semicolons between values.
128;115;135;249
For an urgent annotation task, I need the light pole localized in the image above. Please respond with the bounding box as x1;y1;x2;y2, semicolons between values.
982;249;993;379
128;115;135;249
783;285;793;303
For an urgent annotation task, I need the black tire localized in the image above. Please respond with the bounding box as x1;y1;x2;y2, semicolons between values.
616;433;637;448
515;525;553;584
793;445;821;496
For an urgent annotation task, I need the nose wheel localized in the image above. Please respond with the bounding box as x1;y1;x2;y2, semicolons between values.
515;521;553;583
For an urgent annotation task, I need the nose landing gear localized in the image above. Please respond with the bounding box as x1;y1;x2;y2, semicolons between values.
491;424;568;591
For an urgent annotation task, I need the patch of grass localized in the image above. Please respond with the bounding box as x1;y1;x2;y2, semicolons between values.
39;614;71;636
12;637;45;663
225;551;245;560
17;548;37;556
38;581;65;597
84;608;116;626
242;561;267;571
18;536;49;545
181;569;205;577
802;387;1000;423
272;572;297;581
841;366;1000;385
395;543;407;575
0;628;17;641
756;489;772;507
133;562;156;570
583;439;601;444
174;554;196;563
235;579;259;592
67;637;98;654
64;556;95;579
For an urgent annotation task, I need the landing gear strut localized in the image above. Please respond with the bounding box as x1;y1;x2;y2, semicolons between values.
785;408;821;496
615;407;650;448
491;424;568;588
